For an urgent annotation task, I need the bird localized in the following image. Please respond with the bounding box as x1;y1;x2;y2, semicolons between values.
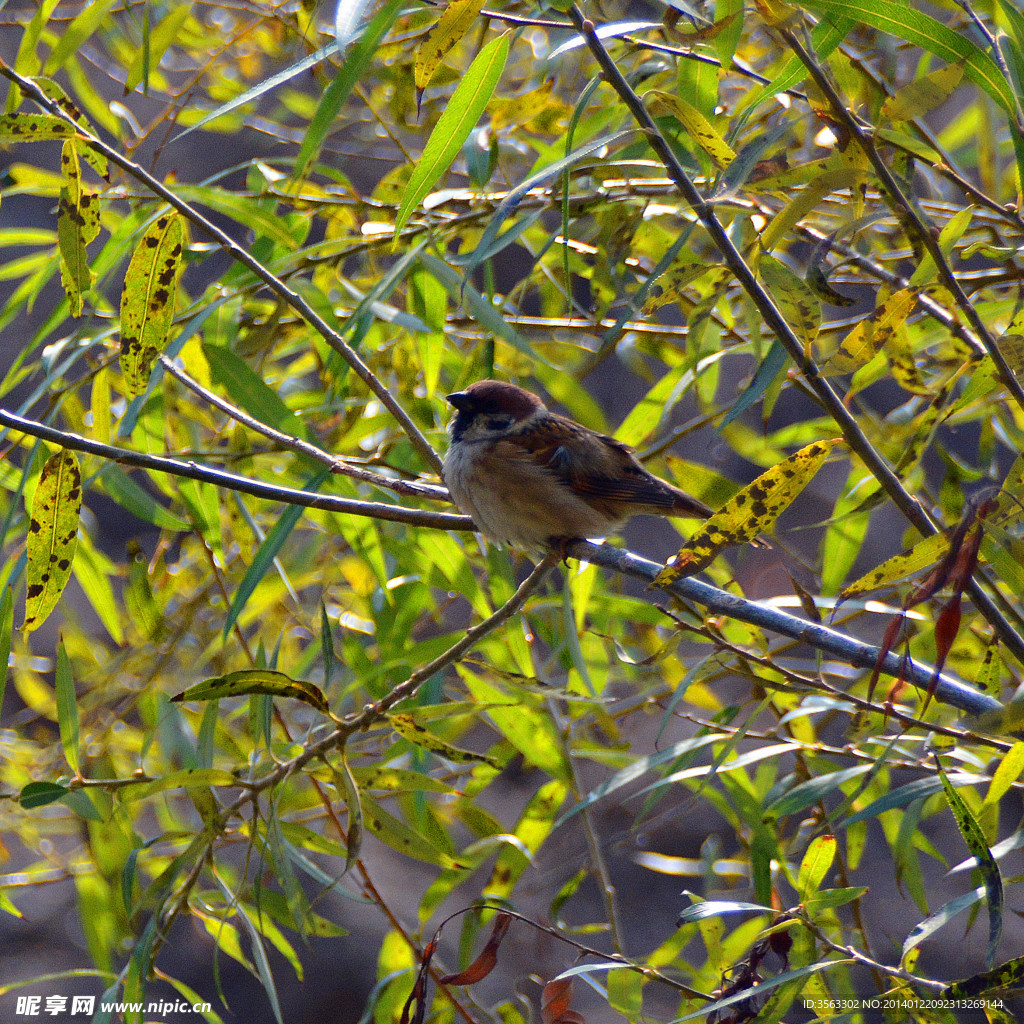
442;379;716;552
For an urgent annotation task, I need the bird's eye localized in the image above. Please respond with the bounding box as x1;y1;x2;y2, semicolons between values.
486;415;513;430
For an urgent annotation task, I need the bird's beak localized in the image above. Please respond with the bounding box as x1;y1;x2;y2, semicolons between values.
446;391;471;411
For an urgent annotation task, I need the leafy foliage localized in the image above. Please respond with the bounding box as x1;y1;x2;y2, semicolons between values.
0;2;1023;1023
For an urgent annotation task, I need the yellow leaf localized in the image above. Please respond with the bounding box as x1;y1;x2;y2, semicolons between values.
171;668;330;715
840;530;949;600
414;0;486;91
389;712;500;767
826;288;917;374
647;90;736;169
24;449;82;633
655;439;845;584
882;63;964;122
119;212;184;394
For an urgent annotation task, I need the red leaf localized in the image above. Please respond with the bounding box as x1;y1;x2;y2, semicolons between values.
542;978;575;1024
439;913;512;986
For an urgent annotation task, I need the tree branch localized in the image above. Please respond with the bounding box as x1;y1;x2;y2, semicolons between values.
0;407;469;531
567;540;1002;718
566;8;1024;670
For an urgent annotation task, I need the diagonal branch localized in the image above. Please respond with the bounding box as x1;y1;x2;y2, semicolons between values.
568;540;1002;719
0;407;469;531
565;7;1024;670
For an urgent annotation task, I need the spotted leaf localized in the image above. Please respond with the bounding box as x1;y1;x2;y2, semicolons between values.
0;113;75;142
414;0;486;92
171;668;330;715
57;141;98;316
24;449;82;633
656;439;844;583
119;212;184;395
825;288;916;374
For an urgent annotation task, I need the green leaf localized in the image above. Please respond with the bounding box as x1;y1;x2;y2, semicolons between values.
293;0;407;181
57;141;96;315
361;797;467;869
24;449;82;634
984;741;1024;807
935;757;1003;968
125;4;193;94
118;768;239;802
223;468;330;638
119;212;184;395
840;772;986;827
55;637;79;773
902;885;985;960
418;252;543;362
202;343;307;437
395;33;510;233
171;669;331;715
99;465;189;531
766;765;872;819
797;835;836;902
19;780;70;808
44;0;119;74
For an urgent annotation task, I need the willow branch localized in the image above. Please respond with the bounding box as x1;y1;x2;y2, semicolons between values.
567;8;1024;669
0;407;469;531
158;355;449;502
567;541;1002;719
778;26;1024;416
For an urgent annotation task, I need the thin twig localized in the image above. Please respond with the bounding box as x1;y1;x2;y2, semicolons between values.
778;26;1024;417
159;354;449;501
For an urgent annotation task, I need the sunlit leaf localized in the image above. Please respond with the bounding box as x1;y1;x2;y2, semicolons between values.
656;439;845;582
171;669;331;715
24;449;82;633
396;33;509;233
119;212;184;395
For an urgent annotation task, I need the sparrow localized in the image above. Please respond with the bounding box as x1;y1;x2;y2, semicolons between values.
442;379;716;552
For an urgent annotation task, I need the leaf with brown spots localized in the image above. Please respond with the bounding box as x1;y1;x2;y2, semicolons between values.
31;78;109;179
758;254;820;349
647;91;736;170
655;439;844;584
171;668;330;714
825;288;917;375
389;712;500;767
0;113;76;143
57;141;98;316
414;0;486;93
24;449;82;633
120;211;184;395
